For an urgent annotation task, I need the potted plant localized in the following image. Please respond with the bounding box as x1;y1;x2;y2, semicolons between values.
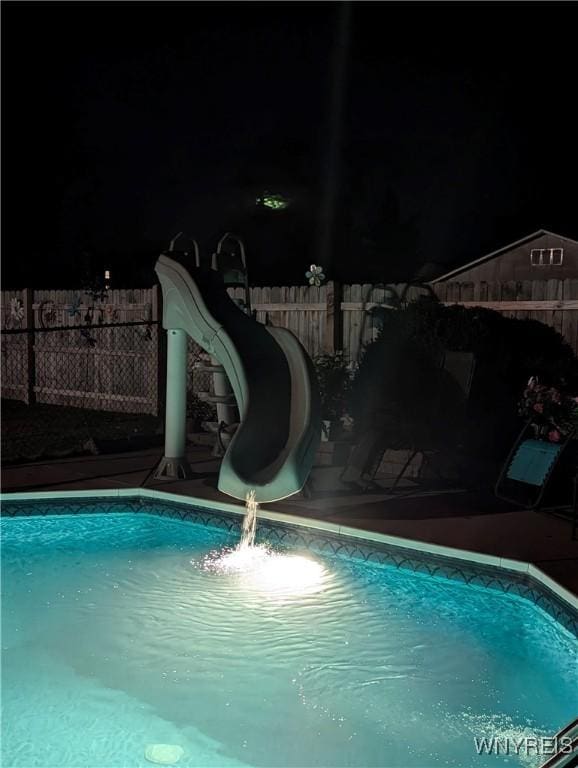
518;377;578;443
313;351;352;441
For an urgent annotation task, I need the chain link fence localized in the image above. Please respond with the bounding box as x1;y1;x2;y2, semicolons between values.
1;321;164;464
1;326;224;464
186;337;218;430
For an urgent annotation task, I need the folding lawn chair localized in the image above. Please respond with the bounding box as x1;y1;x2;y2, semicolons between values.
341;350;476;491
495;420;575;510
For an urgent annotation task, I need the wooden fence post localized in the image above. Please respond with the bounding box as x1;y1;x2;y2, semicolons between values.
325;280;342;355
23;288;36;405
152;284;166;419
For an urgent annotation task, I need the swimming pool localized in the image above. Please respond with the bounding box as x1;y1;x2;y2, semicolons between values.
1;492;577;768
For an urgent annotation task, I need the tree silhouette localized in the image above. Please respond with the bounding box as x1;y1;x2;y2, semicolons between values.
337;172;421;283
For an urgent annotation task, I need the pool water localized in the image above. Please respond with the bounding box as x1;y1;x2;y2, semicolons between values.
1;512;576;768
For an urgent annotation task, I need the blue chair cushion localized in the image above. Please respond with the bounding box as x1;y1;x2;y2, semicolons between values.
507;439;563;486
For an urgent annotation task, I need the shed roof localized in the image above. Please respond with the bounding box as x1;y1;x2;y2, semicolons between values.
431;230;578;283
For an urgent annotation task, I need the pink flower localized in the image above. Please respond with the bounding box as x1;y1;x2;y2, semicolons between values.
548;429;561;443
533;403;544;414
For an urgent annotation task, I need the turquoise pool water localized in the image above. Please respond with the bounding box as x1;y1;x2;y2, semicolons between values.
1;511;576;768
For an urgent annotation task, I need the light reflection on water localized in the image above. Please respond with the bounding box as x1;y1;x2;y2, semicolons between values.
197;543;331;602
194;488;331;603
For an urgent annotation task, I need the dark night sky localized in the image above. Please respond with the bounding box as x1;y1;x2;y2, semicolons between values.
2;1;577;288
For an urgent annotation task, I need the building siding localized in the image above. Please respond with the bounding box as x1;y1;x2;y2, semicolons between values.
445;234;578;283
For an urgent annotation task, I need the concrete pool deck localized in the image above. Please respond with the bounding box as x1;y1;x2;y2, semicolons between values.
2;444;577;597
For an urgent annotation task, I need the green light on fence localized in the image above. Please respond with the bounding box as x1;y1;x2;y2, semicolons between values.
256;192;290;210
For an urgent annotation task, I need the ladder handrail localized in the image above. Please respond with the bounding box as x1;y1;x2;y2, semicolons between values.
168;232;200;267
537;717;578;768
213;232;251;315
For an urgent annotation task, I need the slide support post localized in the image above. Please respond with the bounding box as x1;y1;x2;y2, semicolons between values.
154;328;194;480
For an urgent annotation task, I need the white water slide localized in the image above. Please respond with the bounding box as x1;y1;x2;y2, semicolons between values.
155;253;321;503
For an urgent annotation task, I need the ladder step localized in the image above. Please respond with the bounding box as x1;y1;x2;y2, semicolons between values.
193;363;225;373
197;391;236;405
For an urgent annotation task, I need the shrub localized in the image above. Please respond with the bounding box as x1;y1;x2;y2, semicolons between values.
349;297;578;460
313;351;352;421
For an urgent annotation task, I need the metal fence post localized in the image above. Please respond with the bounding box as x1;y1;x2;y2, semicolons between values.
152;284;166;419
23;288;36;405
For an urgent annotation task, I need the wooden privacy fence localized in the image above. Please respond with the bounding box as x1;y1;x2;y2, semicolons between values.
229;279;578;361
2;279;577;413
433;279;578;357
226;282;434;362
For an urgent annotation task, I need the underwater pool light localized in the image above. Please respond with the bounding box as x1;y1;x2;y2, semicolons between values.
202;545;328;600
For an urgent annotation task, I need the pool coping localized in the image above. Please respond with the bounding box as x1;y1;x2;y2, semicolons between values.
2;486;578;622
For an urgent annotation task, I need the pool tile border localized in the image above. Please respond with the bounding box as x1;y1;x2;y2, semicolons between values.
1;488;577;637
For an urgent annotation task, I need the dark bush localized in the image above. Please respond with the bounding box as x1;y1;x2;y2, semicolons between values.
349;297;578;463
313;352;351;421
